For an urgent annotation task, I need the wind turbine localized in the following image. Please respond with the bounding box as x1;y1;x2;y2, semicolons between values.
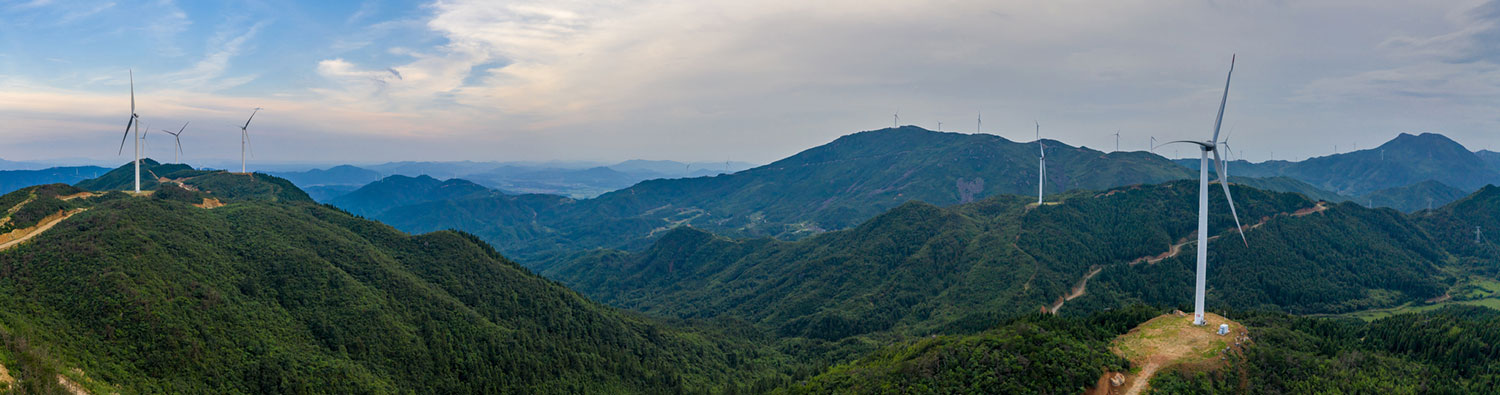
1036;120;1045;205
977;112;982;134
1155;55;1247;326
893;110;899;128
1150;136;1157;153
236;108;261;173
1113;130;1121;152
161;122;187;163
117;69;142;193
937;121;943;131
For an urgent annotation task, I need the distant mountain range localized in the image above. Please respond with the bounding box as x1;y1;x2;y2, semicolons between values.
365;127;1195;264
1183;132;1499;196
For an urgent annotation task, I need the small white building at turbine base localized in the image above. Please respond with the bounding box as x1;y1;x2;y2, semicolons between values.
1217;324;1229;336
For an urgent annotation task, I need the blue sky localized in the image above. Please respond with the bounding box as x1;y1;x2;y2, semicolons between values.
1;0;1498;167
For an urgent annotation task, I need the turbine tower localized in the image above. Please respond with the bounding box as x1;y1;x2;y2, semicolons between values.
117;70;142;193
237;108;261;173
976;112;982;134
1157;55;1247;326
161;122;187;163
1036;120;1045;205
1113;130;1121;152
1150;136;1157;153
893;110;899;128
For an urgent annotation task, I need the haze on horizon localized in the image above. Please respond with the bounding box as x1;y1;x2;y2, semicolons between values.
2;0;1498;166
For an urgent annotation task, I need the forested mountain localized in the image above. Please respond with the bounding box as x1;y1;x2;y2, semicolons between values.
1185;133;1499;196
1232;176;1349;203
374;126;1194;265
544;181;1450;340
0;165;110;195
329;174;498;217
1356;180;1469;212
0;174;797;393
73;159;193;191
268;165;382;188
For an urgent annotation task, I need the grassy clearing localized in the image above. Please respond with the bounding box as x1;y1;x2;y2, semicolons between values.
1337;277;1500;321
1107;312;1245;394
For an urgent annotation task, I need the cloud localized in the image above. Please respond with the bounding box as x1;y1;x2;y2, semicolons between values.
163;20;268;91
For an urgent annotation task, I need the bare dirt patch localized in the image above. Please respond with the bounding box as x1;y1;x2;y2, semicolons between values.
1291;201;1328;217
196;198;224;209
1049;265;1103;314
1093;313;1249;395
58;192;97;201
56;373;88;395
0;362;13;389
0;208;87;251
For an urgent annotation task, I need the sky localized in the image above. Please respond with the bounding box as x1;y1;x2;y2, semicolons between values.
1;0;1498;166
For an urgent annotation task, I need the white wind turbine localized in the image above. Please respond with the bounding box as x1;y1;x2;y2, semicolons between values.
1156;55;1248;326
161;122;187;163
117;70;142;193
1036;120;1045;205
893;110;900;128
1113;130;1121;152
236;108;261;173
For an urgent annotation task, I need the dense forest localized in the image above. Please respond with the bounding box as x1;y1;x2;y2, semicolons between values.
547;180;1452;342
0;177;807;393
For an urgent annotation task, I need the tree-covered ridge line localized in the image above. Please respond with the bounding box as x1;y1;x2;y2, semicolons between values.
547;179;1466;343
367;126;1196;266
0;175;816;392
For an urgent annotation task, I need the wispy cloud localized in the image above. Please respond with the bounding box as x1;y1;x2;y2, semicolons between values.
163;20;268;91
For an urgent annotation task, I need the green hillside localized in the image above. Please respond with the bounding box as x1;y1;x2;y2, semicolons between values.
0;179;796;393
329;174;497;217
1357;180;1469;213
73;159;194;192
546;181;1450;341
375;126;1194;265
1151;306;1500;393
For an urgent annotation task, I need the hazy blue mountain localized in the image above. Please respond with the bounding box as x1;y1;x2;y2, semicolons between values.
0;158;54;171
1477;150;1500;172
610;159;755;175
376;126;1196;265
0;165;111;194
302;184;362;202
463;166;645;198
1231;176;1351;203
1356;180;1470;213
329;175;498;217
1180;133;1498;196
362;161;506;179
269;165;382;187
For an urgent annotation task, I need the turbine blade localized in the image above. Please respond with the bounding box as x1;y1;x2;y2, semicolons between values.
1211;55;1235;144
118;116;134;155
129;69;135;114
243;108;260;129
1214;149;1248;246
178;121;188;135
1155;140;1213;151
